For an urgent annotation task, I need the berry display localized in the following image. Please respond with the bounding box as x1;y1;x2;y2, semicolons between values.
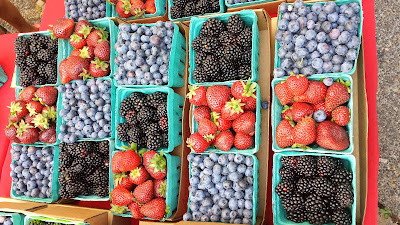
191;15;253;83
274;0;362;77
170;0;219;19
183;153;256;224
10;145;55;199
57;79;112;143
276;155;354;224
58;141;109;198
112;0;156;19
64;0;107;21
113;22;174;86
0;216;13;225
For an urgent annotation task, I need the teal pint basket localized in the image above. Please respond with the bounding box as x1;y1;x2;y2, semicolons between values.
56;77;116;142
168;0;226;21
0;65;9;87
186;152;259;225
114;87;184;152
10;144;60;203
274;0;364;77
106;0;166;20
188;10;260;85
0;212;24;225
110;21;186;88
109;151;181;220
272;152;356;225
14;31;61;88
190;82;261;154
271;74;353;154
225;0;275;9
24;215;88;225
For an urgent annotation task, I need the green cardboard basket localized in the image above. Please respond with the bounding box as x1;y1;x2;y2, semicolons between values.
190;82;261;154
167;0;226;21
109;21;186;88
114;87;184;152
271;74;354;154
0;65;9;87
225;0;274;9
106;0;166;20
0;212;24;225
186;152;259;225
272;152;356;225
109;151;181;220
10;144;60;203
24;215;88;225
188;10;260;85
274;0;364;77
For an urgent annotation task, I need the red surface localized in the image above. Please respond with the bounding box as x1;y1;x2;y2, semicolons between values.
0;0;378;224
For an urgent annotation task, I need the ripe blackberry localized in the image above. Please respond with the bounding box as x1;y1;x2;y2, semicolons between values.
237;27;252;48
195;51;208;66
332;208;352;225
58;169;80;184
335;183;354;208
238;64;251;80
76;141;95;157
120;97;135;118
200;18;226;37
162;133;169;147
192;66;208;83
128;126;143;146
219;31;236;46
15;44;30;57
70;162;85;174
172;0;186;8
58;152;73;171
307;209;331;225
170;6;183;19
38;35;49;45
59;186;76;199
219;57;237;73
192;35;204;52
275;180;296;199
239;49;252;64
203;55;220;79
329;195;341;211
98;140;109;155
281;193;305;212
157;103;168;118
214;46;225;59
145;122;161;137
29;40;45;54
87;168;108;185
211;0;220;12
200;37;220;53
130;93;148;111
14;36;27;46
312;177;335;197
196;0;211;15
26;54;39;68
147;92;167;107
93;186;109;198
19;70;35;87
221;70;238;82
331;168;353;184
32;76;46;85
85;153;104;168
138;106;156;122
286;209;307;223
37;63;46;77
281;156;298;170
117;123;131;142
297;177;313;195
15;57;27;70
279;167;297;181
317;156;337;176
305;194;329;213
37;49;52;62
223;44;241;61
46;75;57;85
126;110;138;126
65;182;86;197
47;39;58;52
28;33;40;43
146;134;162;150
184;1;196;17
227;15;245;35
297;155;317;177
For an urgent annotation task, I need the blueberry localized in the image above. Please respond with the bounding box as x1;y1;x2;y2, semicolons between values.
273;68;286;78
347;36;361;49
279;2;288;13
323;1;336;14
322;61;334;72
183;213;192;221
335;45;348;56
341;61;353;73
288;20;300;33
346;48;358;61
278;19;289;30
293;0;304;8
312;110;327;123
294;35;306;47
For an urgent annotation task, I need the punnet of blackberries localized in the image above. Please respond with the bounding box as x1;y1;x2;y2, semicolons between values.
58;140;110;199
27;218;76;225
276;155;354;225
170;0;220;19
274;0;362;78
14;34;58;87
117;91;169;150
191;15;253;83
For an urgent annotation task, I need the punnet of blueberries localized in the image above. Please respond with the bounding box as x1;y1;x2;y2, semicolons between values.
274;0;362;77
64;0;107;22
0;216;13;225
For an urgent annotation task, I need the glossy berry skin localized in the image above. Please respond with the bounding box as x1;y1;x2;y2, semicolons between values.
275;81;294;106
313;110;327;122
325;82;350;111
187;133;210;153
193;106;211;123
332;106;350;126
234;133;254;150
276;119;295;148
294;80;327;105
286;74;309;96
293;117;316;146
215;131;234;151
316;121;349;150
291;102;314;122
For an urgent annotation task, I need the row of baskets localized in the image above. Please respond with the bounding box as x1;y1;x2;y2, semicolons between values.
0;212;88;225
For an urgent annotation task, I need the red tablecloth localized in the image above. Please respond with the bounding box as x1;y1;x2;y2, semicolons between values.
0;0;379;224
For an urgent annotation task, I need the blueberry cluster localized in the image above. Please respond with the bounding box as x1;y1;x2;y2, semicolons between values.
183;153;255;224
10;145;54;199
274;0;361;77
226;0;260;6
64;0;106;22
0;216;13;225
57;79;112;143
113;21;175;86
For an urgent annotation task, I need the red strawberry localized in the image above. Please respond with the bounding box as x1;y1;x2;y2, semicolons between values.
24;114;35;125
59;59;72;84
211;112;232;131
146;157;167;180
221;98;245;120
276;119;295;148
142;150;158;167
35;86;58;106
292;117;316;146
325;82;350;111
275;81;294;106
94;41;110;61
114;173;135;190
128;201;144;219
187;85;207;106
87;29;108;48
80;46;96;61
198;118;217;139
65;55;90;80
206;85;231;113
5;122;20;143
107;0;119;4
119;149;141;172
154;179;166;198
286;74;309;96
140;198;166;220
129;165;149;185
112;151;124;173
244;96;257;111
133;180;154;204
234;133;254;150
231;79;257;103
232;111;256;135
74;20;93;38
144;0;156;14
130;0;146;18
18;86;37;103
294;80;327;104
9;114;21;123
332;106;350;126
215;131;234;151
38;125;56;143
8;100;28;118
69;33;86;49
291;102;314;122
51;18;75;39
26;101;43;116
111;186;133;206
32;113;49;130
281;105;293;120
70;49;81;57
312;101;331;117
116;0;133;18
187;132;210;153
316;121;349;150
42;106;57;122
89;58;110;78
193;106;210;123
18;127;39;144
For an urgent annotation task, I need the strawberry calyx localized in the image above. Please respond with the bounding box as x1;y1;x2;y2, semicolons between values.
122;0;132;14
225;98;245;116
8;101;22;117
210;111;220;126
80;46;91;59
6;120;17;129
78;25;92;38
291;143;311;150
70;33;83;44
110;204;129;214
157;181;167;198
203;134;215;142
148;150;166;174
43;106;57;121
162;206;170;221
123;142;138;151
240;79;257;99
33;93;46;106
94;26;109;42
79;68;94;81
16;120;33;137
186;85;199;99
129;167;143;179
336;78;351;93
26;103;38;117
91;57;109;71
33;114;49;129
132;8;146;19
114;172;129;185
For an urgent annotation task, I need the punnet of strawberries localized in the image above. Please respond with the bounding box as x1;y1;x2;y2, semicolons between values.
275;74;351;151
50;18;111;84
5;86;58;144
110;143;170;220
186;80;258;152
109;0;157;19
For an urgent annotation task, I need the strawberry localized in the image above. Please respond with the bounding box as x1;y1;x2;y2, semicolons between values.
211;112;232;131
32;113;49;130
187;85;207;106
69;33;86;49
38;125;56;143
133;180;154;204
215;131;234;151
292;117;316;146
112;151;124;173
110;204;129;215
42;106;57;121
221;98;245;120
70;49;81;57
232;111;256;135
107;0;119;4
59;59;72;84
129;165;149;185
130;0;146;18
74;20;93;38
116;0;133;18
198;118;217;139
206;85;232;113
89;58;110;78
144;0;156;14
114;172;135;190
154;179;166;198
281;105;293;120
18;86;37;103
8;100;28;118
119;149;141;172
325;81;350;111
244;96;257;111
140;198;166;220
51;18;75;39
24;114;35;125
26;101;43;116
111;186;133;206
80;46;96;61
9;114;21;123
145;151;167;180
231;79;257;103
86;28;109;47
35;86;58;106
291;102;314;122
276;119;295;148
293;80;327;104
142;150;158;167
316;121;350;150
128;201;144;219
187;132;210;153
286;74;309;96
193;106;210;123
332;106;350;126
234;133;254;150
94;40;110;61
65;56;90;80
312;101;331;117
18;127;39;144
275;81;294;106
5;122;20;143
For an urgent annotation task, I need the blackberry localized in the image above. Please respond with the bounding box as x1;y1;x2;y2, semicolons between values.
58;152;74;171
199;18;226;37
28;33;41;43
227;15;245;35
331;208;352;225
172;0;186;8
312;177;335;197
275;180;296;199
237;27;252;48
195;51;208;66
223;44;241;61
32;76;46;85
19;69;36;87
128;126;143;147
281;156;298;169
15;43;30;57
317;156;336;176
307;209;331;225
146;134;162;150
37;63;47;77
47;39;58;52
184;1;197;17
59;186;76;199
330;168;353;184
196;0;211;15
219;57;237;74
305;194;329;212
38;35;49;45
37;49;52;62
125;110;138;126
279;167;298;181
130;92;148;111
58;170;80;185
145;122;161;136
170;6;183;19
120;97;135;118
147;92;167;107
287;209;307;223
26;54;39;68
117;123;131;142
329;195;341;211
221;70;238;82
202;55;220;78
75;141;95;157
297;155;317;177
129;92;145;101
93;186;109;198
14;36;27;46
98;140;109;155
65;182;86;197
137;106;156;122
157;103;168;118
29;40;45;54
46;75;57;85
192;35;204;52
87;169;108;185
296;177;313;195
162;133;169;147
70;162;85;174
211;0;220;12
214;46;225;59
335;183;354;208
238;64;251;80
85;153;104;168
192;66;208;83
239;49;252;64
200;37;220;53
15;57;27;70
281;193;305;212
219;30;236;46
